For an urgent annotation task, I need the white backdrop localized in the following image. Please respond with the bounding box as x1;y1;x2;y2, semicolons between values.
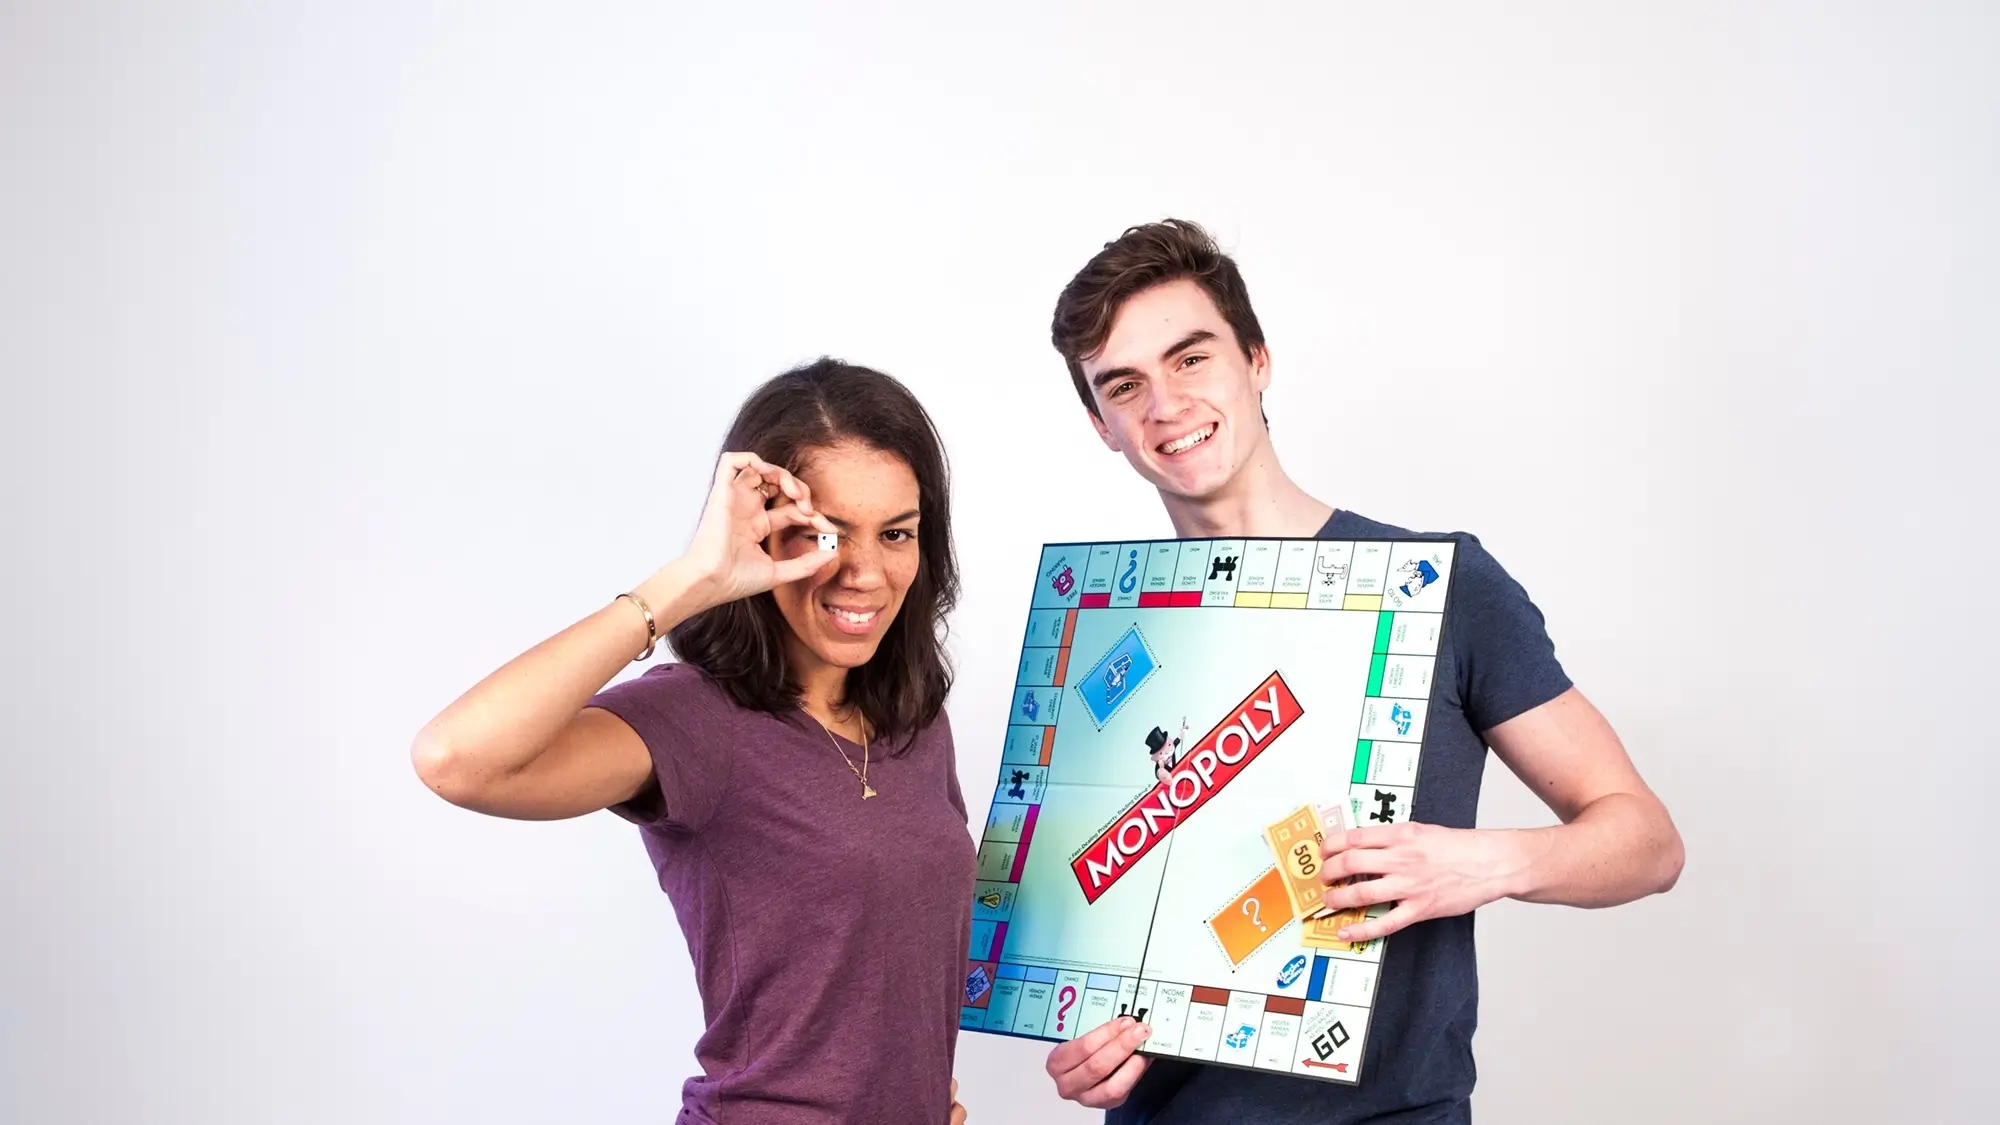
4;3;1995;1123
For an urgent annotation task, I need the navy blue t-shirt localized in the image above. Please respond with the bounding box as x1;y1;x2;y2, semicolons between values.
1107;510;1573;1125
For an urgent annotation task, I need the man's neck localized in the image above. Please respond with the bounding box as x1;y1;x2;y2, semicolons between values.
1160;441;1334;540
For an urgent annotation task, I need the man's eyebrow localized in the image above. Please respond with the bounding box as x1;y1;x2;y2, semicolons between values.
1160;329;1218;362
1090;364;1140;390
1088;330;1220;390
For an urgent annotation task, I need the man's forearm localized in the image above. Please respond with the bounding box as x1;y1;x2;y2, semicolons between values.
1503;792;1684;908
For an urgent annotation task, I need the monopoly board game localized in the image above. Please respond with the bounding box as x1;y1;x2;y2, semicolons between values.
960;536;1458;1084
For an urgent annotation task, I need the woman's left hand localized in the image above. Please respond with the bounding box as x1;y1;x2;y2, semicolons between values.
949;1077;967;1124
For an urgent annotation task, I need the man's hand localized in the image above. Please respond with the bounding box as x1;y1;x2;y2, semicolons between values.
1045;1016;1152;1109
1319;822;1541;942
1317;689;1686;937
948;1077;966;1125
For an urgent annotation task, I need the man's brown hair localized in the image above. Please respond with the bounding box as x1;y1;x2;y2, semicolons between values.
1050;219;1266;417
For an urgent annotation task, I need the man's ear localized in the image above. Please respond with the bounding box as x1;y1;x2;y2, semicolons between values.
1088;407;1122;452
1249;344;1273;395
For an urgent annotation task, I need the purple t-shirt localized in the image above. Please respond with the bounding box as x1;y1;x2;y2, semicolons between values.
589;662;977;1125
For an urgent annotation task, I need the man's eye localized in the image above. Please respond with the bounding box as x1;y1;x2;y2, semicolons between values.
1111;381;1137;398
1180;354;1206;369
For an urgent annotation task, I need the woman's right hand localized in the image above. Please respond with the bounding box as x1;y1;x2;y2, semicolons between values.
670;451;840;612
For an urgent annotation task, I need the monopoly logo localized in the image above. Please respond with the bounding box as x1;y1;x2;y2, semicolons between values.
1071;671;1303;903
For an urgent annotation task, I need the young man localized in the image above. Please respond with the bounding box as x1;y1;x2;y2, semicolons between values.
1039;220;1683;1124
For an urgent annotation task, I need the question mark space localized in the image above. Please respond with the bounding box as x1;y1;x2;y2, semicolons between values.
1242;896;1266;932
1055;984;1078;1032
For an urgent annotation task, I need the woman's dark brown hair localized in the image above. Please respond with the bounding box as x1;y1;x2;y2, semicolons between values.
668;358;958;751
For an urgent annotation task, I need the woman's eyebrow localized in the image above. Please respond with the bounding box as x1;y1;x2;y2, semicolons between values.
823;510;921;530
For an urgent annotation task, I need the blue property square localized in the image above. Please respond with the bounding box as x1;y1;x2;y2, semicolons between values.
1073;624;1159;729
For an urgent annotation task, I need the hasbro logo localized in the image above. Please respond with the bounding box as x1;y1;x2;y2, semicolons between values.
1277;954;1308;989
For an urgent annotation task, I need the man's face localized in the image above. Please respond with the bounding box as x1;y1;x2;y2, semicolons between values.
1079;278;1271;502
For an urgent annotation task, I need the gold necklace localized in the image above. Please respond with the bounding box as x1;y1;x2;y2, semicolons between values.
806;707;876;799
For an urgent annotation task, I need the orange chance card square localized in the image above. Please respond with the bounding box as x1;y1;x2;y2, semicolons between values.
1208;866;1288;966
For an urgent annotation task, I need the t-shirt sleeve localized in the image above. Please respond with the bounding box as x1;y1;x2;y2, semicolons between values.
586;662;737;832
1449;533;1574;734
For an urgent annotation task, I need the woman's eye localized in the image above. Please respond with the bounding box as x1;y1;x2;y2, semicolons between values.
883;529;917;543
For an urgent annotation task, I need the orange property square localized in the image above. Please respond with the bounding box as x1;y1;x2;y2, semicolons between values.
1208;866;1289;966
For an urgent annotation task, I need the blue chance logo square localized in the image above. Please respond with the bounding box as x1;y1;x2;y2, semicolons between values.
1074;624;1158;729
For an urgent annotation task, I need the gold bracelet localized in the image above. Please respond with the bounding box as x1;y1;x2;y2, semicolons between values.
617;591;658;661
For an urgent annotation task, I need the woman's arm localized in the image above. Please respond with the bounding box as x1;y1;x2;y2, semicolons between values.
409;453;836;821
410;561;709;820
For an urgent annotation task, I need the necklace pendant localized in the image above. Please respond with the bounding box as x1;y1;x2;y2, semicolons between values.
861;783;878;799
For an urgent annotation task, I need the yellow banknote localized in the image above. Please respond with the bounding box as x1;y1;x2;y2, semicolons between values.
1262;804;1332;922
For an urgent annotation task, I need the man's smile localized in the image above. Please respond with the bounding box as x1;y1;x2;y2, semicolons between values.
1156;423;1217;456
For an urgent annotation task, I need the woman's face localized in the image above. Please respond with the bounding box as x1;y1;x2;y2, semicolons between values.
768;441;923;681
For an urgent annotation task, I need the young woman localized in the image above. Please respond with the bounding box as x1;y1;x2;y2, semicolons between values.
412;359;976;1125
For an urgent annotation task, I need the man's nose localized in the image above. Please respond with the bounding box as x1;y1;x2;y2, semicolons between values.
1149;375;1192;421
